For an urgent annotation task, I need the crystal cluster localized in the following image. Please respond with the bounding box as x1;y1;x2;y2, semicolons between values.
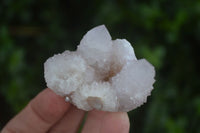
44;25;155;112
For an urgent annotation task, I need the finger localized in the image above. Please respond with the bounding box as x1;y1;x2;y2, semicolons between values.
82;110;130;133
48;105;85;133
2;88;71;133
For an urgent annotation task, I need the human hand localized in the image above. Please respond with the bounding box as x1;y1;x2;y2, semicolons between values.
2;88;130;133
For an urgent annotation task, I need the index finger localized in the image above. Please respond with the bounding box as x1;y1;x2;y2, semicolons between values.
2;88;71;133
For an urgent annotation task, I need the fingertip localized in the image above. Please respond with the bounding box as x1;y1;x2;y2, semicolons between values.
119;112;130;132
82;110;130;133
101;112;130;133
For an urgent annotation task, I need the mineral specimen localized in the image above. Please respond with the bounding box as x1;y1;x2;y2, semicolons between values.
44;25;155;112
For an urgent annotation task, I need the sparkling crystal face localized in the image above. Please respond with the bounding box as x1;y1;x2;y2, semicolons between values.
44;25;155;112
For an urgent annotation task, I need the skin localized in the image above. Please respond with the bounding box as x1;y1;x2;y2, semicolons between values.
2;88;130;133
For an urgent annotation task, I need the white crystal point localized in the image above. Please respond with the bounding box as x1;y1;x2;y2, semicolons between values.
111;39;137;72
112;39;137;61
112;59;155;111
77;25;113;75
44;51;87;96
44;25;156;112
79;25;112;48
71;82;119;112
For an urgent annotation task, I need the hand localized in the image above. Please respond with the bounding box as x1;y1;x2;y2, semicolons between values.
2;88;130;133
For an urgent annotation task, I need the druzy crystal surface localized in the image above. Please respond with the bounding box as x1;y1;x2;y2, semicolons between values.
44;25;155;112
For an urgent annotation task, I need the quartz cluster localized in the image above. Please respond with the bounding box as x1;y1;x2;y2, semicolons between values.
44;25;155;112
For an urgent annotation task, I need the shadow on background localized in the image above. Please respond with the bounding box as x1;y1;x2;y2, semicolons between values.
0;0;200;133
